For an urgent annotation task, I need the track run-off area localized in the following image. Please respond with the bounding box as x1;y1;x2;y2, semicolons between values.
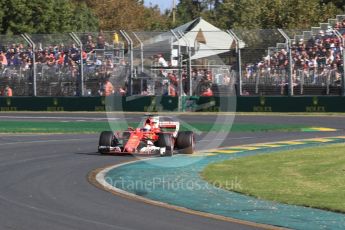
95;137;345;230
1;112;345;230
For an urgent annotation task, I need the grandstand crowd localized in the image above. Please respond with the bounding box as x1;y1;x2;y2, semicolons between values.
0;36;224;97
244;19;345;89
0;32;129;96
1;18;345;96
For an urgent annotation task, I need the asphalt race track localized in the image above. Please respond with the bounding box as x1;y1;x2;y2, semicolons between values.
1;113;345;230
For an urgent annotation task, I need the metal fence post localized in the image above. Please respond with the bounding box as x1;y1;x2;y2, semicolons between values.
70;32;84;96
120;30;134;95
177;31;192;96
334;30;345;96
343;38;345;97
228;30;243;96
22;34;37;96
132;32;144;73
300;70;304;95
170;30;182;112
278;29;294;96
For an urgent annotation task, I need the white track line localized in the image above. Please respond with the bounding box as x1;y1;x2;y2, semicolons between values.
197;137;255;142
0;116;120;121
0;138;95;146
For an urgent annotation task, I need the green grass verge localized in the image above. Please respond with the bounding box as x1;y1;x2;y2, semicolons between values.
0;121;308;133
201;143;345;213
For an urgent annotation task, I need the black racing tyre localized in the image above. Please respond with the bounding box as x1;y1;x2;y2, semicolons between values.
176;131;195;154
156;133;174;156
98;131;114;154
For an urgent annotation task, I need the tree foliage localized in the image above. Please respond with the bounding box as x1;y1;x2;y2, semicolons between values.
0;0;344;34
82;0;170;31
0;0;98;34
174;0;345;30
320;0;345;10
175;0;208;25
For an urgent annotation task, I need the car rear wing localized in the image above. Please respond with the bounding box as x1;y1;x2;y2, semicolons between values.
159;121;179;137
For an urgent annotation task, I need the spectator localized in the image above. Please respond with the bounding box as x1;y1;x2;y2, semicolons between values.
206;70;213;81
201;87;213;97
169;83;177;97
57;52;65;67
86;34;96;52
3;85;13;96
157;54;168;67
119;87;126;96
8;53;21;66
103;79;114;96
0;51;8;67
47;54;56;67
168;72;177;85
97;31;106;49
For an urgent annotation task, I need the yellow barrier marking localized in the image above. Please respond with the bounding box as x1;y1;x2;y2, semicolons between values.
214;146;262;154
307;138;334;143
249;144;285;148
308;127;338;132
331;136;345;139
192;153;216;157
277;141;306;145
214;150;243;154
201;136;344;156
232;146;262;151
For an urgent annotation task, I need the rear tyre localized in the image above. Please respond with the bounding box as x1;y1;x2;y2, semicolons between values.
98;131;114;154
176;131;195;154
156;133;174;157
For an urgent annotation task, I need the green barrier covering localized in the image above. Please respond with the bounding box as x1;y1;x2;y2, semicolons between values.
0;97;105;112
0;96;344;112
236;96;342;112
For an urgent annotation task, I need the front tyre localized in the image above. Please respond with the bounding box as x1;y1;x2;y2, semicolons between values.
98;131;114;154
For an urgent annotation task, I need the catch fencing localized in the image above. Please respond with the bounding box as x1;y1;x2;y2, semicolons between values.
0;16;345;97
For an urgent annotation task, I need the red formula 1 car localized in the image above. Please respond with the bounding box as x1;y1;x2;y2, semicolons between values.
98;115;195;156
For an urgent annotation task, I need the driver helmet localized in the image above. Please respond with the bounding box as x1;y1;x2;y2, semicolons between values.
152;119;159;129
143;123;151;131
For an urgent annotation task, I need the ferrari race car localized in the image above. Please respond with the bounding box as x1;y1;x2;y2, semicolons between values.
98;115;195;156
